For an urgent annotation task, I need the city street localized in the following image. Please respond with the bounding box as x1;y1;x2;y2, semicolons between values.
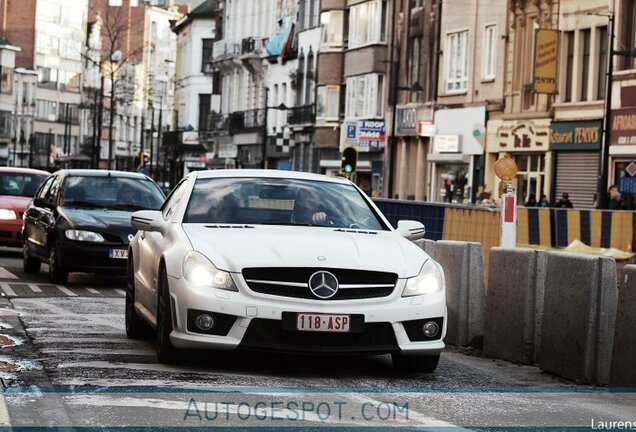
1;247;635;429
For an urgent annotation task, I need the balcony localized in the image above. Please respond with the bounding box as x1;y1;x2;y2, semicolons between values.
287;105;315;126
229;109;265;134
212;39;241;62
206;113;230;133
241;37;266;57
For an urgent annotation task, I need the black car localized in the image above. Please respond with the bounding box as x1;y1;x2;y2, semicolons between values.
22;169;165;283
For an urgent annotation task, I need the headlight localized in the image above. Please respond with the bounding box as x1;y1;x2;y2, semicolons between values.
65;230;105;242
0;209;17;220
182;251;238;291
402;260;444;297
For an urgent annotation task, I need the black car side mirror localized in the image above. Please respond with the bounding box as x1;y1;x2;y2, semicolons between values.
33;197;53;209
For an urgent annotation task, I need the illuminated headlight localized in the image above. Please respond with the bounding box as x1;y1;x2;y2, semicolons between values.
182;251;238;291
65;230;105;242
402;260;444;297
0;209;17;220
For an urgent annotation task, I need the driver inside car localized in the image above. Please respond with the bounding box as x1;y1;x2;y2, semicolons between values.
292;187;330;225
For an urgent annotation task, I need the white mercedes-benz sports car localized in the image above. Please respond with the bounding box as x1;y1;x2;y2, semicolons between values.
127;169;446;372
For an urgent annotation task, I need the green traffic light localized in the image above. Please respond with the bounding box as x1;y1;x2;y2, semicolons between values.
344;165;353;173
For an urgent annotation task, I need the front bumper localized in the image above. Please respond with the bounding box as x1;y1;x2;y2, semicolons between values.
162;274;447;355
0;220;23;246
58;239;128;274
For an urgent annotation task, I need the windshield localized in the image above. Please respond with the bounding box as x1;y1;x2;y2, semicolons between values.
0;173;47;198
183;177;388;230
61;175;165;210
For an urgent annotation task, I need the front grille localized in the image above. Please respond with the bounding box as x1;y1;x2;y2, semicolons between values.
242;267;397;300
238;318;399;354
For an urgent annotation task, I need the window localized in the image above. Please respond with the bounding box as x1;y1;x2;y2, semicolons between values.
58;103;79;124
482;24;497;80
563;31;574;102
58;71;80;92
201;39;214;72
198;94;211;131
410;38;421;101
299;0;319;31
36;100;57;121
345;74;384;119
0;66;12;94
445;30;468;93
580;29;591;101
296;54;305;106
320;11;344;49
348;0;387;48
316;85;340;121
598;26;608;100
620;0;636;70
305;50;314;105
0;111;11;138
38;67;58;90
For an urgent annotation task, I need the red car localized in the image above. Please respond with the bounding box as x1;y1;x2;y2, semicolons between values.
0;167;49;247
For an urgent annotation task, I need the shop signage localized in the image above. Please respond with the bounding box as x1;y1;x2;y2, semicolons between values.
396;106;418;135
218;143;238;158
492;120;550;152
550;120;602;150
533;29;558;94
182;131;199;145
611;108;636;145
418;121;436;137
357;120;386;148
433;134;460;153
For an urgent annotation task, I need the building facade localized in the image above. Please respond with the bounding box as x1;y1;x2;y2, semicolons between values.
0;39;21;166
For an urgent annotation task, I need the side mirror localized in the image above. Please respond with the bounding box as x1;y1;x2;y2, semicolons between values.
131;210;167;234
33;197;53;209
397;220;425;240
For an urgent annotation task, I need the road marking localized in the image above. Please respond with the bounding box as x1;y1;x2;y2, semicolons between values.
0;267;18;280
27;283;43;293
55;286;77;297
114;289;126;297
0;394;10;426
85;288;100;295
0;283;16;297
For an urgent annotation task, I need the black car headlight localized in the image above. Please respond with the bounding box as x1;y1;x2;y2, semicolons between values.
65;230;105;243
402;260;444;297
182;251;238;291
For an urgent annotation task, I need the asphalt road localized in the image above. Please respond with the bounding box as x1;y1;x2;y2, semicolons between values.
0;247;635;430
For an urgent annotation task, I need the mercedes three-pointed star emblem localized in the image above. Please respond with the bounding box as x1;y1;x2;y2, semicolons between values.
308;271;339;299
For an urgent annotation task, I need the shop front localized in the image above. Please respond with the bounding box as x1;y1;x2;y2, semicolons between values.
550;120;602;208
610;107;636;203
485;118;551;205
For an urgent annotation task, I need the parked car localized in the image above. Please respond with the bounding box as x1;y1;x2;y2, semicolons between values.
22;169;165;283
127;169;446;372
0;167;49;247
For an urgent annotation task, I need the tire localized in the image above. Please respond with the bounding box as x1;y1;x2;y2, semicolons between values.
48;243;68;284
392;353;440;373
156;268;178;364
23;241;41;274
125;254;150;339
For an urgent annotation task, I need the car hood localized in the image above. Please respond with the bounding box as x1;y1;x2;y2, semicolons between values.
59;207;133;230
182;225;427;278
0;195;31;211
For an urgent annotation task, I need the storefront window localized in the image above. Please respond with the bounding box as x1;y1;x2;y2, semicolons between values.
436;163;469;203
614;160;636;197
512;153;545;205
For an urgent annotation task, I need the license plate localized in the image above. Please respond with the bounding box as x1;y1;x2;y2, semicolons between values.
109;249;128;259
296;313;351;333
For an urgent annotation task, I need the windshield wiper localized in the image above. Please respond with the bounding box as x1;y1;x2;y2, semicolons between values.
64;201;106;209
109;204;148;211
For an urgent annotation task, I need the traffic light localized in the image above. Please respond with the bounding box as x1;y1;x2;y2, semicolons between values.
341;147;357;174
138;152;149;169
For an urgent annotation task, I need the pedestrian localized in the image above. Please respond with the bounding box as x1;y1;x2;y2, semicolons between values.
555;192;573;208
608;185;622;210
524;193;537;207
539;194;549;207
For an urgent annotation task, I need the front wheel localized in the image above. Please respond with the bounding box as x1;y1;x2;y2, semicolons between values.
156;269;178;363
391;353;440;373
48;244;68;284
23;241;41;274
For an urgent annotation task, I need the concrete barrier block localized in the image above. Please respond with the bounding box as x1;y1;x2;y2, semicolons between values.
610;265;636;386
484;248;547;364
413;239;436;259
435;240;485;347
539;252;617;385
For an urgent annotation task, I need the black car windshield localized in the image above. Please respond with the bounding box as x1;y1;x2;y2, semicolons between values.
183;177;388;230
0;173;47;197
62;175;165;210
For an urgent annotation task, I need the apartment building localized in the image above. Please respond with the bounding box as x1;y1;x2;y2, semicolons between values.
430;0;506;204
387;0;441;201
0;0;89;170
0;38;20;166
484;0;559;205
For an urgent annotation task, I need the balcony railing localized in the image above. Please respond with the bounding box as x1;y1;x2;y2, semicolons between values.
207;113;230;132
229;109;265;133
212;39;241;61
287;104;315;125
241;37;267;56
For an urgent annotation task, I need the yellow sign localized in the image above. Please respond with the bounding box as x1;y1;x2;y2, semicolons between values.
533;29;558;94
494;156;518;181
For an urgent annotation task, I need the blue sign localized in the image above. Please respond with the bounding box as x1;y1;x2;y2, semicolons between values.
358;121;386;148
347;124;357;139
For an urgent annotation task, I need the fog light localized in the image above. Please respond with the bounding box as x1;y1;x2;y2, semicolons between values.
195;314;214;331
423;321;439;337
